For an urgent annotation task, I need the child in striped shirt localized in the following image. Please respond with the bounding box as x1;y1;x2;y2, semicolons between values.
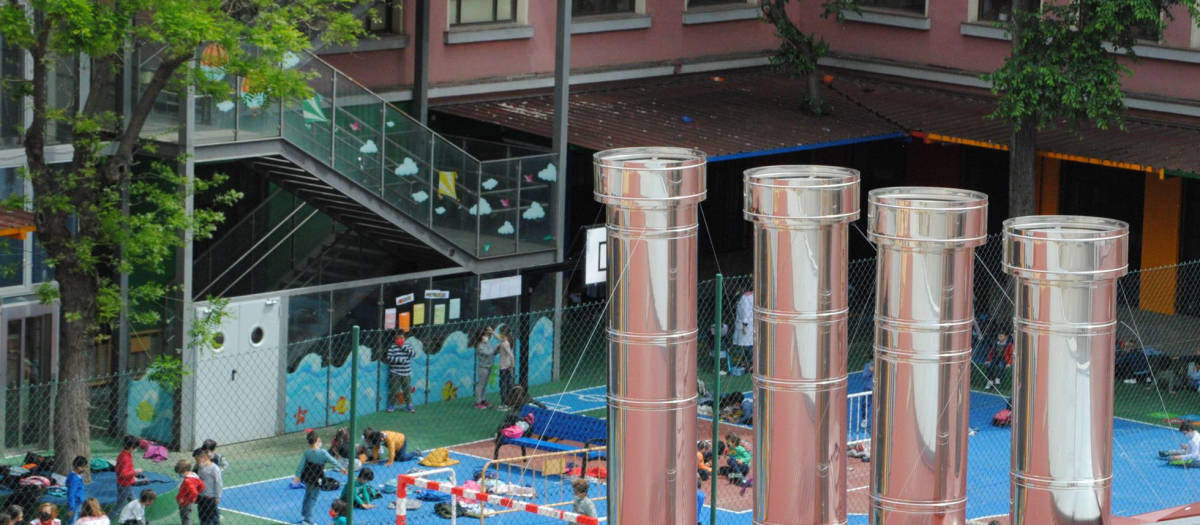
386;331;417;413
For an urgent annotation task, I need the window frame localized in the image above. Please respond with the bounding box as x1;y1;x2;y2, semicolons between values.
854;0;927;17
450;0;520;27
968;0;1013;24
685;0;755;9
364;1;405;35
572;0;637;18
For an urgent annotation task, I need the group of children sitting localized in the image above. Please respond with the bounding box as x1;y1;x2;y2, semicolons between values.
696;433;754;490
295;426;422;525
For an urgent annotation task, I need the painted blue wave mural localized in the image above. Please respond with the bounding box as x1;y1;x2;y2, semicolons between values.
283;316;554;433
126;375;175;443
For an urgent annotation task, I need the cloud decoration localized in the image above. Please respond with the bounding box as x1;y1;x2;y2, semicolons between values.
434;206;446;215
412;191;429;203
359;140;378;154
537;163;558;182
522;201;546;220
468;198;493;216
386;121;395;128
498;221;515;235
395;157;418;176
281;52;301;70
482;178;498;190
216;101;235;113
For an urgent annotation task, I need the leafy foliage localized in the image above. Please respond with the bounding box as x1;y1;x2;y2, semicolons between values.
762;0;859;113
148;354;191;392
985;0;1200;133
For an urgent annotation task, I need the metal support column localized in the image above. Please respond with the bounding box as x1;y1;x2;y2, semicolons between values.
412;0;431;125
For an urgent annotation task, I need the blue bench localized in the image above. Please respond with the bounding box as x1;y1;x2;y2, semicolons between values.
493;406;606;461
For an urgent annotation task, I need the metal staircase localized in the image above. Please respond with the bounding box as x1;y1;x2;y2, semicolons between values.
151;52;560;279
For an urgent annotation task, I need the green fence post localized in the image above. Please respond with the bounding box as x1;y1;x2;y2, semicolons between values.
348;326;360;525
711;274;723;525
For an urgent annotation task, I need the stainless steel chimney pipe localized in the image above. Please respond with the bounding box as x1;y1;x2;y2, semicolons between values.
743;166;860;525
1003;216;1129;525
867;188;988;525
594;147;706;525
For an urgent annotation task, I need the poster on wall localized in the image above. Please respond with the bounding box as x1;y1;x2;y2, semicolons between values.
396;293;414;306
434;304;446;325
449;298;461;320
481;275;522;301
414;304;426;325
425;290;450;300
384;308;397;329
399;312;411;332
585;226;607;285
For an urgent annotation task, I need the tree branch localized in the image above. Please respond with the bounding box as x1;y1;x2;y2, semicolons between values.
108;53;190;184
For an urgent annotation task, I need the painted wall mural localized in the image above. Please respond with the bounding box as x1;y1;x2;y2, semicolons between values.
126;375;175;444
283;316;555;434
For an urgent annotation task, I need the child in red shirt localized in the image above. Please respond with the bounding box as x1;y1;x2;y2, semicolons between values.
175;459;205;525
112;436;143;520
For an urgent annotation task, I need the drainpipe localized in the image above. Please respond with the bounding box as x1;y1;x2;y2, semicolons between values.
867;188;988;525
1004;216;1128;525
743;166;860;525
594;147;706;525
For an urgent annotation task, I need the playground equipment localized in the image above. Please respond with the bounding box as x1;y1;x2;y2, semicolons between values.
395;467;458;525
479;446;608;523
1003;217;1129;525
866;187;989;525
593;147;706;525
743;166;860;525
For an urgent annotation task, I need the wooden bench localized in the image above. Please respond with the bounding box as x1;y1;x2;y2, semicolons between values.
493;406;606;461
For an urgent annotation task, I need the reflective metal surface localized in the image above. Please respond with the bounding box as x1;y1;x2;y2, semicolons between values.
1003;216;1129;525
744;166;860;525
595;147;706;525
867;188;988;525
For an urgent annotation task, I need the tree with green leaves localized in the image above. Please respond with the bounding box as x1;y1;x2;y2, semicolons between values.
0;0;367;475
985;0;1200;217
762;0;858;115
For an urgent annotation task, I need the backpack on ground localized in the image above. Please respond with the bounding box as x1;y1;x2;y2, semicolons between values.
992;408;1012;427
320;476;341;491
9;484;46;510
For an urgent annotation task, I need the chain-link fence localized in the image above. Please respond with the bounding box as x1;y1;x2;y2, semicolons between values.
4;234;1200;525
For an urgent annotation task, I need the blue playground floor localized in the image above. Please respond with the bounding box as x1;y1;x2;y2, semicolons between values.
222;387;1199;525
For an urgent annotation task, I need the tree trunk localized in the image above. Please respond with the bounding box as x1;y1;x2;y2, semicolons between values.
1009;119;1038;217
53;271;94;478
807;72;823;115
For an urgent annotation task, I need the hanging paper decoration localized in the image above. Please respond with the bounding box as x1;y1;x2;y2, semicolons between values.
350;121;361;131
537;164;558;182
412;191;429;203
301;94;327;124
240;77;266;109
434;206;446;215
522;201;546;220
498;221;515;235
216;101;235;113
437;171;458;201
200;43;228;81
468;198;492;216
394;158;418;176
281;51;301;70
359;140;378;154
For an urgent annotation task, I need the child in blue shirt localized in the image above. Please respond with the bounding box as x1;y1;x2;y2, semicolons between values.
65;456;87;525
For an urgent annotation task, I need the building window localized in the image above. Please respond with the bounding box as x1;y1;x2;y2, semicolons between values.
858;0;925;15
976;0;1012;22
365;2;404;34
1127;19;1163;43
449;0;517;25
573;0;634;16
688;0;748;7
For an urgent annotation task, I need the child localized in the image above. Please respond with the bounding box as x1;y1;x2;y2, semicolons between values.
342;467;380;510
386;331;417;413
112;436;143;519
30;503;60;525
329;428;360;472
495;325;516;411
201;440;229;471
571;479;597;518
117;490;155;525
697;481;706;525
500;386;547;424
985;332;1013;389
296;432;346;525
175;459;206;525
725;433;752;483
1160;421;1200;465
194;448;223;525
472;326;497;409
361;428;420;466
697;441;712;482
74;500;108;525
329;500;348;525
66;456;87;525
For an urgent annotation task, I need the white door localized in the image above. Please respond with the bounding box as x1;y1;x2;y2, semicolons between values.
194;298;282;445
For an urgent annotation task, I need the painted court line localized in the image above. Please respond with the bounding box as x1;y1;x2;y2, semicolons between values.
222;508;292;525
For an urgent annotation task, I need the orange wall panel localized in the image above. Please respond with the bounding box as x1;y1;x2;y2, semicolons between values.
1139;174;1183;314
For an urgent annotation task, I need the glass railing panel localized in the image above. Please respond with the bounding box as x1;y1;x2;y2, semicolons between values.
516;154;558;253
283;61;335;164
137;44;180;142
478;159;519;257
331;73;384;196
430;136;481;256
193;71;238;145
382;106;433;228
